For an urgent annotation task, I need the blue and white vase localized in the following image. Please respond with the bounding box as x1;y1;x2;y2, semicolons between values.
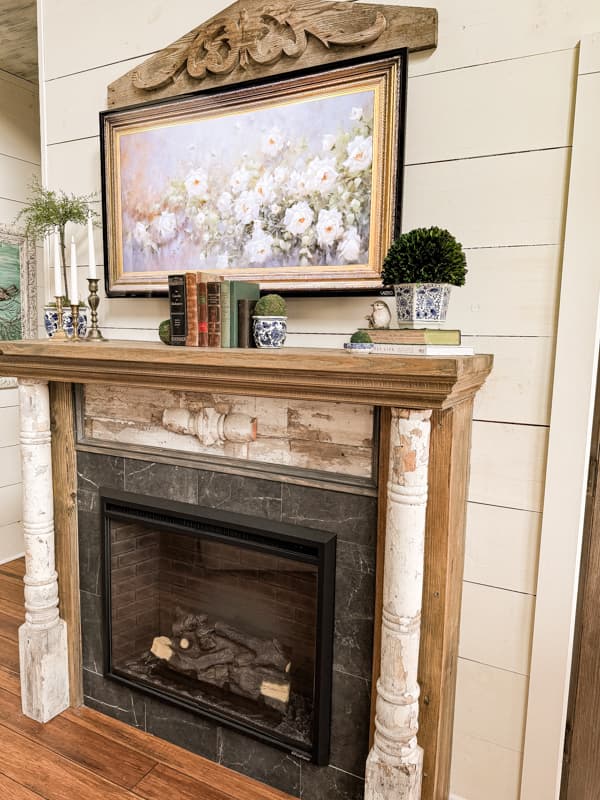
393;283;452;327
252;316;288;349
44;305;88;338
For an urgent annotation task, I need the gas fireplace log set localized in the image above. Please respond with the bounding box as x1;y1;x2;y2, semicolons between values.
151;611;292;712
0;340;492;800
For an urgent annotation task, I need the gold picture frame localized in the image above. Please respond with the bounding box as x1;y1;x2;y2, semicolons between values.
101;53;406;296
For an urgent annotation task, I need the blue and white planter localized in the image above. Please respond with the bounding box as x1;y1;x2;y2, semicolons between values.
44;305;88;338
393;283;452;327
343;342;374;354
253;316;287;349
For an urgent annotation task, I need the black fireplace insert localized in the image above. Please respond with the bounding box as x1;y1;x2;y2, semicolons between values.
101;489;336;764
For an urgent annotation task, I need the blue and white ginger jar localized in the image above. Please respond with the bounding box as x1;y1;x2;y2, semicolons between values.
253;316;288;349
393;283;452;326
44;305;88;338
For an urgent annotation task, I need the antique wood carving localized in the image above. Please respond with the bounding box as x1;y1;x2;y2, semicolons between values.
108;1;437;108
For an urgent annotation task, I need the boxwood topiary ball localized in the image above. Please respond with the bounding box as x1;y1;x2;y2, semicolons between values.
158;319;171;345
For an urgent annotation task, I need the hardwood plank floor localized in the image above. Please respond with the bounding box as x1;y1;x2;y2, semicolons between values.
0;558;295;800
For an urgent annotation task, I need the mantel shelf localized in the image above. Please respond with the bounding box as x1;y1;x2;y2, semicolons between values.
0;339;492;409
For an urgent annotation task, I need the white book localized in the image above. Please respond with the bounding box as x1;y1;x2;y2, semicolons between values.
371;343;475;356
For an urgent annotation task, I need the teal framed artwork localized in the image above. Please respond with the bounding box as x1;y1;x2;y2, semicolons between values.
0;227;36;342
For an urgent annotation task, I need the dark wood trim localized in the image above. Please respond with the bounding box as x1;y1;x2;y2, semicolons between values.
50;383;83;708
561;353;600;799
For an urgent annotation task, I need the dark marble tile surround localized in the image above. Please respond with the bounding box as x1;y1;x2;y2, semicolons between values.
77;452;376;800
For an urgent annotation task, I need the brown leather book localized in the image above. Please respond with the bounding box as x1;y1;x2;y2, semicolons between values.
207;281;221;347
198;280;209;347
237;299;257;348
185;272;199;347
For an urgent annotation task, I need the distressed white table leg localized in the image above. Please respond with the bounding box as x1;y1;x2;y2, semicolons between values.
18;379;69;722
365;408;432;800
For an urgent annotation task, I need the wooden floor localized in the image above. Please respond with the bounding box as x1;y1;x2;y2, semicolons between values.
0;558;293;800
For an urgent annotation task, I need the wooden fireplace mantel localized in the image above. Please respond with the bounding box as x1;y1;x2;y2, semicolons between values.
0;340;491;409
0;339;492;800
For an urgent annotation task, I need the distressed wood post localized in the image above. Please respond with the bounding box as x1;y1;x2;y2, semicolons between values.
18;378;69;722
365;408;432;800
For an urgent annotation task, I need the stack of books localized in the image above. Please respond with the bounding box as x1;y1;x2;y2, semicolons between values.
362;328;474;356
168;273;260;348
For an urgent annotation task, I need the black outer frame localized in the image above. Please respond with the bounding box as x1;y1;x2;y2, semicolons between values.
99;46;408;299
100;488;336;766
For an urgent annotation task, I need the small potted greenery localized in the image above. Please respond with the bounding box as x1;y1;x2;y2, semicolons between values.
344;330;373;353
381;226;467;326
16;179;97;337
253;294;288;349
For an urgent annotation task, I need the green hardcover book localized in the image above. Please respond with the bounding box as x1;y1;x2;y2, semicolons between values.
220;281;231;348
229;281;261;346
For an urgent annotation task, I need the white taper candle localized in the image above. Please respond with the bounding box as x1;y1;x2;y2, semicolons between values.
87;209;97;279
70;237;78;305
53;228;62;298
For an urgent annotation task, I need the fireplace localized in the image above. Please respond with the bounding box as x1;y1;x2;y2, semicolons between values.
101;489;336;764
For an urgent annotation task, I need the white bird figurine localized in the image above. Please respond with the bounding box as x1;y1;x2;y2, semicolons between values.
365;300;392;329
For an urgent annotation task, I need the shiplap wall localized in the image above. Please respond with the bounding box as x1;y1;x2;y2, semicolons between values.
0;71;39;564
36;1;600;797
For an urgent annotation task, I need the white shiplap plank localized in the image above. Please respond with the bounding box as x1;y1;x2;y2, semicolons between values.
467;336;554;426
0;388;18;407
403;148;570;249
469;421;548;512
0;521;24;564
0;407;19;448
0;75;40;164
0;447;21;489
465;503;541;595
406;49;576;164
451;245;561;337
45;55;147;145
0;482;21;526
42;0;225;81
0;197;26;227
459;582;535;675
579;31;600;75
454;657;529;750
407;0;599;77
450;732;523;800
46;136;100;196
0;153;39;204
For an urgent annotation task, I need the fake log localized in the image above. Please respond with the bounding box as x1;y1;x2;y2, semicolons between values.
151;609;291;713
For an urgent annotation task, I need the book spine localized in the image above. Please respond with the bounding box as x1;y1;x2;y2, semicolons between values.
362;329;461;345
371;343;473;356
237;299;256;348
220;281;231;348
207;282;221;348
168;274;187;346
185;273;199;347
197;281;208;347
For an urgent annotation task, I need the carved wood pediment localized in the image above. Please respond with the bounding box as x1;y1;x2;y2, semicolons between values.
108;0;437;108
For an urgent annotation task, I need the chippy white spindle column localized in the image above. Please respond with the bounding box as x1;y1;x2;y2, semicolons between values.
18;379;69;722
365;408;432;800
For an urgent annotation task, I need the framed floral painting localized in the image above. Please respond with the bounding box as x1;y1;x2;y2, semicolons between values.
0;226;36;341
101;52;406;295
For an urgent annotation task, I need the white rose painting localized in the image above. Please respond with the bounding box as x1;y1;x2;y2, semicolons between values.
118;89;376;273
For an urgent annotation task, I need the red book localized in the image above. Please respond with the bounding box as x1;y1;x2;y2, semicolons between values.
207;281;221;348
197;280;208;347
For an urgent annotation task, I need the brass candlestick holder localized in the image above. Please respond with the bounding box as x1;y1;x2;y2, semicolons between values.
52;295;68;340
86;278;106;341
70;304;82;341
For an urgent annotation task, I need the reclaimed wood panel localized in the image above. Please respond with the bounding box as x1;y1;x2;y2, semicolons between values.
82;384;375;479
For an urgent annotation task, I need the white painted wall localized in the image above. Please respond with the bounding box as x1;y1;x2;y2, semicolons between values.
0;70;40;564
35;1;600;797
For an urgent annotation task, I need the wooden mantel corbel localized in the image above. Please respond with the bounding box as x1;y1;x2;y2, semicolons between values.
107;0;437;108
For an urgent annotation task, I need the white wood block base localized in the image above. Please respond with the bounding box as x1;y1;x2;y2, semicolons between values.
19;619;69;722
